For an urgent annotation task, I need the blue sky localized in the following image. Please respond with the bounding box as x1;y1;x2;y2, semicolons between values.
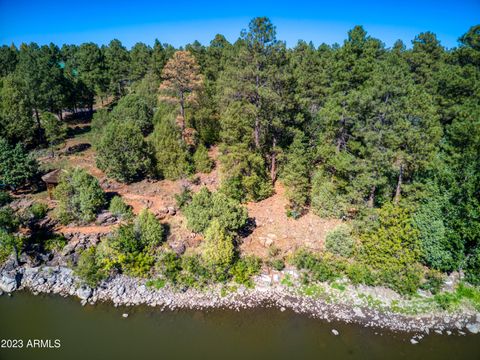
0;0;479;49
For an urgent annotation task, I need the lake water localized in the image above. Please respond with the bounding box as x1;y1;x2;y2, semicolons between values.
0;291;479;360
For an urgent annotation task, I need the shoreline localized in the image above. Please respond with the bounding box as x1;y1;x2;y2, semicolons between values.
1;264;479;336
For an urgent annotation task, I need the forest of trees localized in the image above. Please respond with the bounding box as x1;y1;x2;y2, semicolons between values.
0;18;479;295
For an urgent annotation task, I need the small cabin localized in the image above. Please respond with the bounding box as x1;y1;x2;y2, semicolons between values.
41;169;63;200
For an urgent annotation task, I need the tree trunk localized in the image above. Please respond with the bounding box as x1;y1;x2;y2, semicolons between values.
179;91;186;131
394;164;403;204
270;137;277;183
368;184;376;208
254;116;260;149
34;108;42;143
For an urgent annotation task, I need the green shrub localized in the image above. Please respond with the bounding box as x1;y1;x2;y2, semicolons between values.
0;137;38;190
282;131;310;215
183;187;248;234
0;230;24;264
110;94;154;136
420;269;444;295
325;224;355;257
218;142;273;202
202;219;234;271
0;206;19;232
53;168;106;224
43;234;67;253
269;258;285;271
413;196;454;271
465;247;480;286
229;256;262;287
110;209;163;254
193;144;214;173
310;169;348;218
0;191;12;207
150;113;192;180
91;108;111;137
178;254;211;288
359;203;423;295
293;249;345;283
118;251;155;277
29;202;48;220
174;186;192;209
96;120;153;183
75;246;108;287
134;209;164;249
346;262;376;286
155;251;181;283
108;196;132;219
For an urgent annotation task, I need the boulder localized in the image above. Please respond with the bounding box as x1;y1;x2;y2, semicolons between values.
76;285;92;300
466;323;480;334
96;211;116;225
170;242;186;256
0;274;18;293
331;329;339;336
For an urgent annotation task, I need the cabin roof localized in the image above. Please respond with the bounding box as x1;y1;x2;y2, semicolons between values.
41;169;63;184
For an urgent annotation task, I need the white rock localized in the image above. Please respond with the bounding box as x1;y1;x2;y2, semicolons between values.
0;274;17;293
466;323;479;334
410;338;418;345
331;329;339;336
122;313;129;318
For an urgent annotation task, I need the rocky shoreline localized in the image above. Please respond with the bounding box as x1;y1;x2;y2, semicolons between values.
1;263;479;337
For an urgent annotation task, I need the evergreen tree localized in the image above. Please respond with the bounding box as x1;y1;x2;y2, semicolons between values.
96;120;153;183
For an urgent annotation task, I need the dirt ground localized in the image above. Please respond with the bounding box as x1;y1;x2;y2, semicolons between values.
39;120;339;259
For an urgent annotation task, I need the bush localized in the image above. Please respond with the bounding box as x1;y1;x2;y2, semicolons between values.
41;112;67;150
325;224;355;257
311;169;348;218
420;269;444;295
218;146;273;202
117;251;155;277
178;254;211;288
110;94;154;135
54;168;106;224
134;209;164;249
292;249;345;283
106;210;163;277
29;202;48;220
413;196;454;271
91;109;111;137
174;186;192;209
183;187;248;234
465;247;480;286
269;258;285;271
0;230;24;264
96;120;153;183
150;113;192;180
75;246;108;287
346;262;376;286
230;256;262;287
282;131;310;215
43;234;67;253
155;251;182;283
0;206;19;232
0;191;12;206
108;196;133;219
202;220;234;271
0;137;38;190
193;144;213;173
359;203;423;295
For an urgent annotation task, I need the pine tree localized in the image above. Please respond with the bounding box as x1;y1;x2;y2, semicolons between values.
158;51;203;131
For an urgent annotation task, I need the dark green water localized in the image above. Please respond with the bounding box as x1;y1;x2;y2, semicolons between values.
0;292;479;360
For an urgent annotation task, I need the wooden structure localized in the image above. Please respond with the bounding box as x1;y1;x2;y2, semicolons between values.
41;169;62;200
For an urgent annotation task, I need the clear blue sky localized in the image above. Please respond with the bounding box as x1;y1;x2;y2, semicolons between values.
0;0;479;49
